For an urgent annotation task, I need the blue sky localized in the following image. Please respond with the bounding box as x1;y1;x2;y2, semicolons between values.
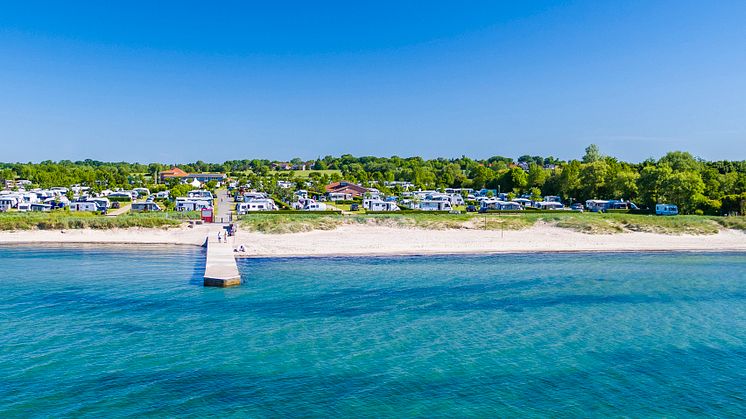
1;0;745;163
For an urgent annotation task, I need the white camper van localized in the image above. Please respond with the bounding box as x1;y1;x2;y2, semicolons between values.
419;200;452;211
236;199;277;214
303;202;328;211
69;201;99;212
363;199;400;212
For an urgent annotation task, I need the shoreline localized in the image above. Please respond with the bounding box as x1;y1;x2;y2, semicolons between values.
232;247;746;259
1;224;744;257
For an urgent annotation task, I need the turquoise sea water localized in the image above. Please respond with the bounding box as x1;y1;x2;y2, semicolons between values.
1;246;746;417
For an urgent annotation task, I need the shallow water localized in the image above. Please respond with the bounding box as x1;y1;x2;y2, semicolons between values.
1;246;746;417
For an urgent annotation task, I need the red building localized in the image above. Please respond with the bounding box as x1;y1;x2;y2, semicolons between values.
325;181;367;197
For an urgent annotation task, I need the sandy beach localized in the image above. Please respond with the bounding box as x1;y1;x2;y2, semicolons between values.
1;223;744;256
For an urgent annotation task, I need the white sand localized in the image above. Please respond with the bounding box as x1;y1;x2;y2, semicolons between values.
0;225;212;247
232;224;746;257
1;223;744;256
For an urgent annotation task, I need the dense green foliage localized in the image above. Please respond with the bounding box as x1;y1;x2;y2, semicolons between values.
3;146;746;214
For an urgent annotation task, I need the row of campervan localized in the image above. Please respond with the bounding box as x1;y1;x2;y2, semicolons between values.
234;192;278;214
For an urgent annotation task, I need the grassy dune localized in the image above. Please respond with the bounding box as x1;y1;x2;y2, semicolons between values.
0;211;197;230
239;212;746;235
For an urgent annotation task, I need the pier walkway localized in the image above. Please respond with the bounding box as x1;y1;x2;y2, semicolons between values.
203;233;241;287
203;189;242;287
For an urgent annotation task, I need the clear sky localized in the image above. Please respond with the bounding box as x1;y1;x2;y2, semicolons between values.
1;0;745;163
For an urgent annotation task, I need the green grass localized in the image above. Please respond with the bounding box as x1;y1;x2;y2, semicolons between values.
0;211;196;230
352;213;473;230
714;216;746;231
288;169;342;178
239;213;343;234
537;212;722;235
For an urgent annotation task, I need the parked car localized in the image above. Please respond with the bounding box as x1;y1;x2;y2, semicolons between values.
570;203;584;212
350;203;359;211
466;204;477;212
111;202;121;209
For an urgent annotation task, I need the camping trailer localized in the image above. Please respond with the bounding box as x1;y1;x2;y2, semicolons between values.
656;203;679;216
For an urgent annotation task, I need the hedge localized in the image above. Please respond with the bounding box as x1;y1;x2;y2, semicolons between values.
239;210;343;215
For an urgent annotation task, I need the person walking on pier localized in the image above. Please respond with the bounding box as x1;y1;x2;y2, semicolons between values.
217;231;222;243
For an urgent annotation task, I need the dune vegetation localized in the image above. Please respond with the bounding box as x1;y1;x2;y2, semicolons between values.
238;212;745;235
0;211;197;231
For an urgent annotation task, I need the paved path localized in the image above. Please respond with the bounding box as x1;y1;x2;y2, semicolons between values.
106;203;131;216
214;189;233;224
203;231;241;287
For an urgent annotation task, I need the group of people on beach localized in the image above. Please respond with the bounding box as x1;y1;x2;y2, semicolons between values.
216;230;246;252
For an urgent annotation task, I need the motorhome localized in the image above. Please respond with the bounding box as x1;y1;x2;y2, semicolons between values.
236;199;277;214
303;202;328;211
30;203;52;212
187;190;213;200
242;192;269;202
327;192;352;201
69;201;99;212
656;203;679;216
607;200;639;210
419;200;452;211
480;199;524;211
86;198;110;211
131;202;162;212
499;201;524;211
535;201;565;210
363;199;400;212
0;196;18;211
175;199;211;212
429;193;465;206
133;188;150;197
479;199;502;211
585;200;610;212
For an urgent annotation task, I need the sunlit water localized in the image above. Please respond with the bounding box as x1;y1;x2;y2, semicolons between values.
1;246;746;417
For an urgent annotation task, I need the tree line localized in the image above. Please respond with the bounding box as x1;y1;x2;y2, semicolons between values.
2;146;745;215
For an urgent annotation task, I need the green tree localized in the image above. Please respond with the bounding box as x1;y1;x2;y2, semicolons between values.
582;144;603;163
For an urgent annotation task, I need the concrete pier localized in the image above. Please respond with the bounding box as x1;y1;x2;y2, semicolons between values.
203;234;241;287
